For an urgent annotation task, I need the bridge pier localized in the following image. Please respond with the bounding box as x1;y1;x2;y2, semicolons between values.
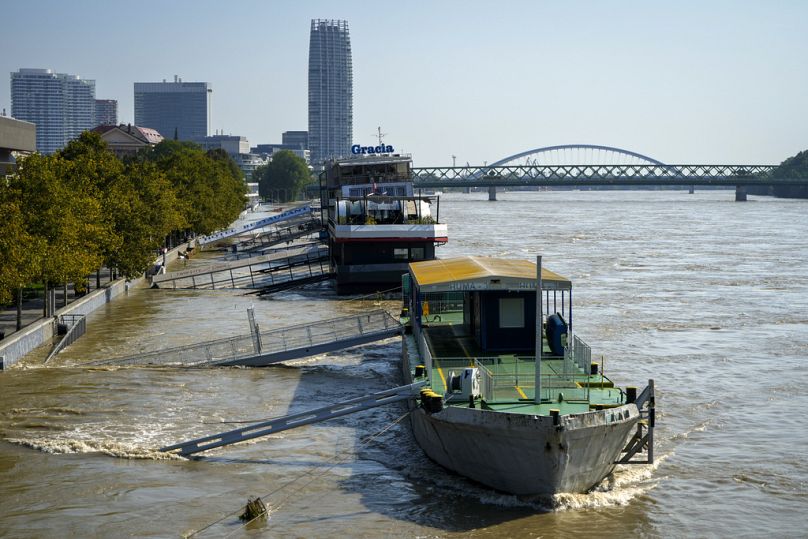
689;185;695;194
735;185;747;202
463;187;470;194
488;185;497;201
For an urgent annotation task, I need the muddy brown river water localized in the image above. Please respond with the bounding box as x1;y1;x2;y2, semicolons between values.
1;191;807;538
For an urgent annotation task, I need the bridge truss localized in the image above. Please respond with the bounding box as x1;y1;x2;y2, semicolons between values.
411;144;800;188
411;163;788;188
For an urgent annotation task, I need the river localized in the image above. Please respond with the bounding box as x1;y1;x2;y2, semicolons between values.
1;190;807;538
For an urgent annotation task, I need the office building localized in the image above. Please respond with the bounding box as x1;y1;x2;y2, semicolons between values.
192;134;249;155
10;68;96;154
0;115;36;175
308;19;353;166
95;99;117;126
134;76;209;140
251;143;310;165
194;134;268;179
282;130;308;150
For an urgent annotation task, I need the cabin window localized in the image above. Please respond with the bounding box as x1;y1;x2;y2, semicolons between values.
394;248;409;260
499;298;525;328
410;247;425;260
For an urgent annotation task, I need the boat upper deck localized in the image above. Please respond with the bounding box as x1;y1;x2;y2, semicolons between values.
407;322;627;416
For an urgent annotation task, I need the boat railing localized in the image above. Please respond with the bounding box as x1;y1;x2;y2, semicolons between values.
419;293;464;324
473;358;527;402
416;327;433;381
567;334;591;374
475;358;591;403
537;373;591;403
475;360;496;401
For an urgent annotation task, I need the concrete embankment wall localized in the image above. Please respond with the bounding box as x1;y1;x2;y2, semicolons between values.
0;242;193;370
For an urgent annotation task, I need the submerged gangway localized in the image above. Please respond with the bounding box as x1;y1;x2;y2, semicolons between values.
151;244;330;290
160;380;426;456
87;309;402;368
225;217;323;258
196;204;313;247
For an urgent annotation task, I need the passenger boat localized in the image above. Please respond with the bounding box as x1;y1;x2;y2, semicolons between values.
400;256;655;495
320;154;448;294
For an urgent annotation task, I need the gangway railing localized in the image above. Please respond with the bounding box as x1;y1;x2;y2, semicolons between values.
196;204;313;247
152;245;328;290
160;381;427;456
86;310;402;368
45;314;86;363
225;217;323;257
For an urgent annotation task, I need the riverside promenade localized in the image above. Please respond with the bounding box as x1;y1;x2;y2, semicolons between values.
0;268;116;341
0;244;192;369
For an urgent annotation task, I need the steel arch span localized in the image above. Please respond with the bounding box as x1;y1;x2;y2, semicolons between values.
489;144;668;167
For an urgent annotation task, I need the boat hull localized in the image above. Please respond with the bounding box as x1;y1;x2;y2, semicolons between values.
408;402;638;495
402;338;639;495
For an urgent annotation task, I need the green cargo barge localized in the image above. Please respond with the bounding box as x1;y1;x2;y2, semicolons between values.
400;256;655;495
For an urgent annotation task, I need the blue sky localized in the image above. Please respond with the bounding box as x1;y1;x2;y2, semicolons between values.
2;0;807;165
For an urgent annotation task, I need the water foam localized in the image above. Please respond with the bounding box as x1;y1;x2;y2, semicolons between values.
5;437;184;460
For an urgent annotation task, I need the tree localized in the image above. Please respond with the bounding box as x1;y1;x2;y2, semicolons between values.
11;152;112;314
207;148;243;183
58;132;123;275
106;161;186;277
256;150;311;202
771;150;808;199
0;186;43;308
144;140;246;235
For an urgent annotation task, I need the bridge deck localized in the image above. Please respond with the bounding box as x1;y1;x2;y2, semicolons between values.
410;164;803;188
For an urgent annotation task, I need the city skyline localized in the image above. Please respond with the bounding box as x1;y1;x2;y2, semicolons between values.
2;0;808;165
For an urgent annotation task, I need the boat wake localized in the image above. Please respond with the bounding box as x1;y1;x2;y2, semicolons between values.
467;453;665;512
552;458;664;511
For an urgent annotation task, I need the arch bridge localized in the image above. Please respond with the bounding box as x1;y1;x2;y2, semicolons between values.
411;144;802;201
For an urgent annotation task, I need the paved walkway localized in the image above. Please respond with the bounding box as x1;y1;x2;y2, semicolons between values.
0;268;115;341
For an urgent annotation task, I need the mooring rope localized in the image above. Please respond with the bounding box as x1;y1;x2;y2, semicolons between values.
184;408;412;538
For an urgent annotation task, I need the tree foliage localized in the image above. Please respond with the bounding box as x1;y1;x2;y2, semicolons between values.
0;129;249;302
256;150;311;202
771;149;808;199
107;160;186;277
143;141;246;235
12;151;111;288
0;186;44;304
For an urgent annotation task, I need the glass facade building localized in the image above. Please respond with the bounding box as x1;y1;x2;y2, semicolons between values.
308;19;353;167
94;99;118;126
134;77;209;140
10;68;96;154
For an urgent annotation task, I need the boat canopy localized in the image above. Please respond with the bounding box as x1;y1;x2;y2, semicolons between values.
409;256;571;293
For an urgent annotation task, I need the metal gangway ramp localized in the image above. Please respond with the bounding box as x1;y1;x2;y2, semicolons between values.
225;217;323;257
196;204;313;247
152;244;330;290
160;380;426;456
87;310;402;368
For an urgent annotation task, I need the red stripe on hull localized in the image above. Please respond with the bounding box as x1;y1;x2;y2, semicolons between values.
332;237;448;244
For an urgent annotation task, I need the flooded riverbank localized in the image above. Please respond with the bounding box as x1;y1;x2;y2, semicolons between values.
2;191;807;537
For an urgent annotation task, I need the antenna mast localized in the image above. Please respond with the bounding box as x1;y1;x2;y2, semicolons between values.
374;126;387;145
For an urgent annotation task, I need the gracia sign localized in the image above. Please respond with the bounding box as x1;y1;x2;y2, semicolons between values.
351;144;394;155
